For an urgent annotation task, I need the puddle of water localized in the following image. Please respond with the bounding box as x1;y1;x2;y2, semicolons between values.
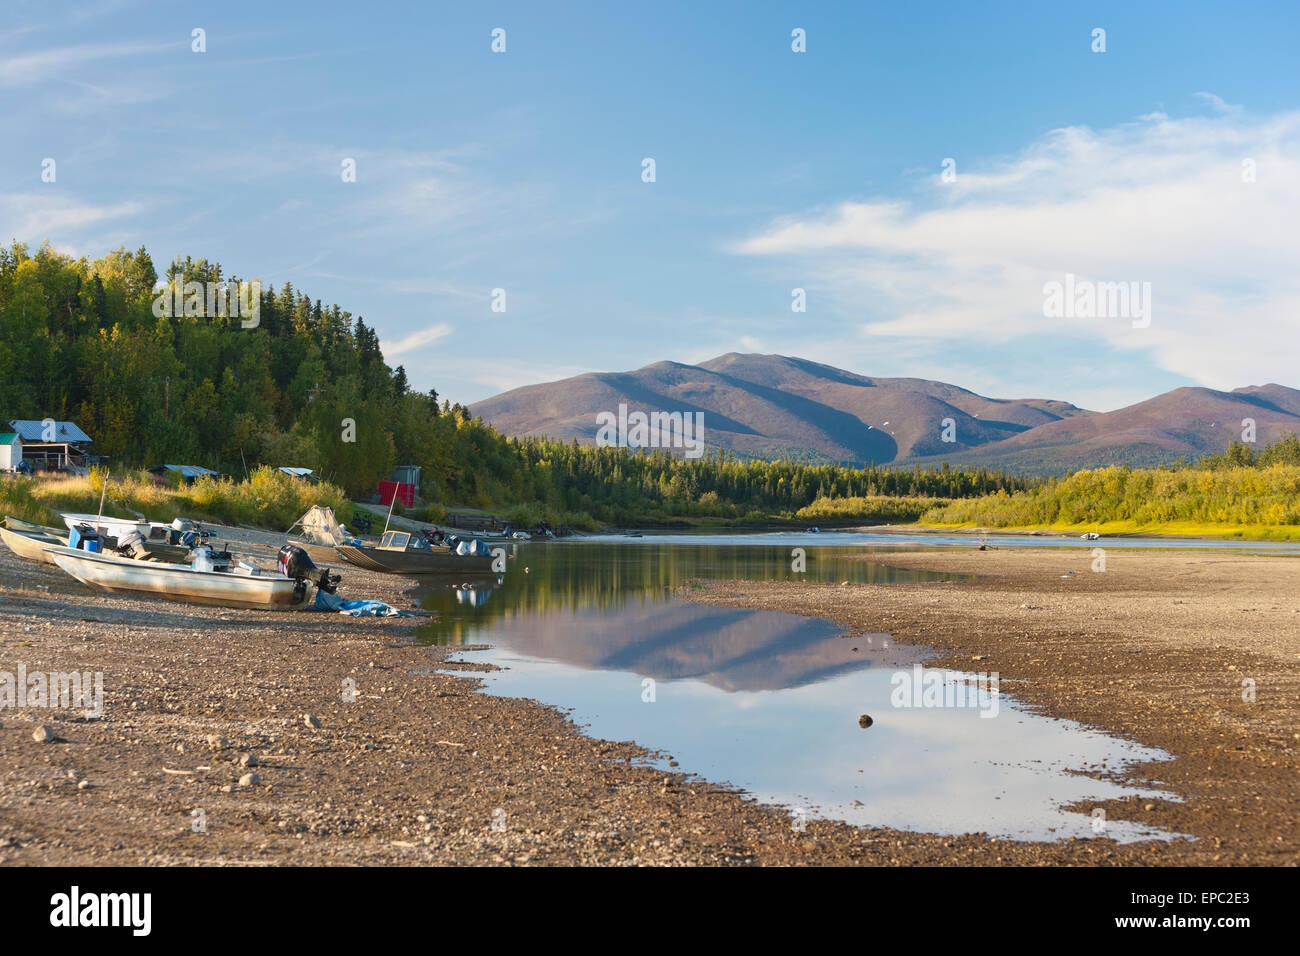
417;543;1186;842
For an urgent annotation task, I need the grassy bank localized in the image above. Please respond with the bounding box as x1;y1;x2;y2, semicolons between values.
919;464;1300;540
920;518;1300;540
0;467;352;532
794;495;952;524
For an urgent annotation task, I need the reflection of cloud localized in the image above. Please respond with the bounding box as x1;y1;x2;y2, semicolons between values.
379;323;453;357
734;108;1300;391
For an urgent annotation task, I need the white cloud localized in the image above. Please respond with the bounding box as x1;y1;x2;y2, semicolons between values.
378;323;453;357
733;107;1300;391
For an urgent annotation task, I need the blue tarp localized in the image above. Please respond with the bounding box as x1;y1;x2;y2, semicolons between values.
313;590;415;617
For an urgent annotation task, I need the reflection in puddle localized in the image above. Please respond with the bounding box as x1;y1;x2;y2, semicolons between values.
418;544;1184;842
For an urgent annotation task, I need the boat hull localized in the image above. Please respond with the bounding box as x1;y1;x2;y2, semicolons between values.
1;519;189;565
46;547;307;609
5;516;60;535
335;545;496;576
0;525;64;565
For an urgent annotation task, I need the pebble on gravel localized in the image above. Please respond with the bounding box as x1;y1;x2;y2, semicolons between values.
32;725;55;743
303;714;322;729
239;772;261;787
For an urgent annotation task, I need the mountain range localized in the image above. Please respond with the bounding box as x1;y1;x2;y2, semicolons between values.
468;353;1300;474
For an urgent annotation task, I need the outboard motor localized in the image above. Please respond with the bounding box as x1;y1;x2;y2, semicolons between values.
169;517;209;548
278;544;340;599
115;527;152;560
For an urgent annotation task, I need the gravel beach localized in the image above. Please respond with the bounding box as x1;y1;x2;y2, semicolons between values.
1;528;1295;866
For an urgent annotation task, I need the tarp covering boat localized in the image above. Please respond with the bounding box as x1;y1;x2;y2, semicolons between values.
294;505;347;546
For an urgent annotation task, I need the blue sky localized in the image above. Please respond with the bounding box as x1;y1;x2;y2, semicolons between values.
3;0;1298;410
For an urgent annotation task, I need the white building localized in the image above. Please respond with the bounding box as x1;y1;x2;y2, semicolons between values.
0;431;22;470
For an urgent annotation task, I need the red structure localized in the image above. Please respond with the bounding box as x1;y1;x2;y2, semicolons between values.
377;481;414;508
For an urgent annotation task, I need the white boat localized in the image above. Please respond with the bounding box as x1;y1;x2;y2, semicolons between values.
60;512;155;539
46;546;314;610
511;531;531;540
0;522;67;565
1080;532;1101;540
2;516;189;564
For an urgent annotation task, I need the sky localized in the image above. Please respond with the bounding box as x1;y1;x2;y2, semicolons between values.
2;0;1298;412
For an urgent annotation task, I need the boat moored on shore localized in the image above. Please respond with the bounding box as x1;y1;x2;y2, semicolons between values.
336;529;497;576
46;543;336;610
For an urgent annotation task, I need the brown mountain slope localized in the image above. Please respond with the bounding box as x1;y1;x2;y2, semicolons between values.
471;355;1300;471
905;385;1300;473
470;353;1099;466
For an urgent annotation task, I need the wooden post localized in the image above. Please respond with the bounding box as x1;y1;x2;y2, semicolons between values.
95;471;109;533
380;494;397;538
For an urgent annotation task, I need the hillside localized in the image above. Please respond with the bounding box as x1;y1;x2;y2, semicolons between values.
470;354;1300;474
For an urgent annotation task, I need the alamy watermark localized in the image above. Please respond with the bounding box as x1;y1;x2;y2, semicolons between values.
1;665;103;718
890;664;1000;718
152;280;261;328
1042;273;1151;328
595;404;705;459
49;886;150;936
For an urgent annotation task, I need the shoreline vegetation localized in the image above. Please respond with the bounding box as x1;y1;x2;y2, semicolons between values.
0;468;352;533
26;467;1294;550
4;242;1298;541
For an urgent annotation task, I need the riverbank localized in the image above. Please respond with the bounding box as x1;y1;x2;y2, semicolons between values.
1;533;1295;865
688;548;1300;864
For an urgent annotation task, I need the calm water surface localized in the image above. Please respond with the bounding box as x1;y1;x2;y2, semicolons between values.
416;541;1187;842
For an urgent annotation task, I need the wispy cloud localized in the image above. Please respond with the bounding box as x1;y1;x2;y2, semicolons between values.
0;39;177;86
379;323;454;358
1193;91;1243;115
0;192;147;247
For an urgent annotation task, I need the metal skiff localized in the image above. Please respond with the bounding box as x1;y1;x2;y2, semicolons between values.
45;546;310;609
0;523;67;565
1;516;187;564
335;529;496;576
59;512;156;538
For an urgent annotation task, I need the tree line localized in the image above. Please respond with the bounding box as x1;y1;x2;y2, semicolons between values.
19;241;1277;530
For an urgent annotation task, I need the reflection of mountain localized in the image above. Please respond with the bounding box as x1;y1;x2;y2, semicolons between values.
415;543;954;646
456;599;921;694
